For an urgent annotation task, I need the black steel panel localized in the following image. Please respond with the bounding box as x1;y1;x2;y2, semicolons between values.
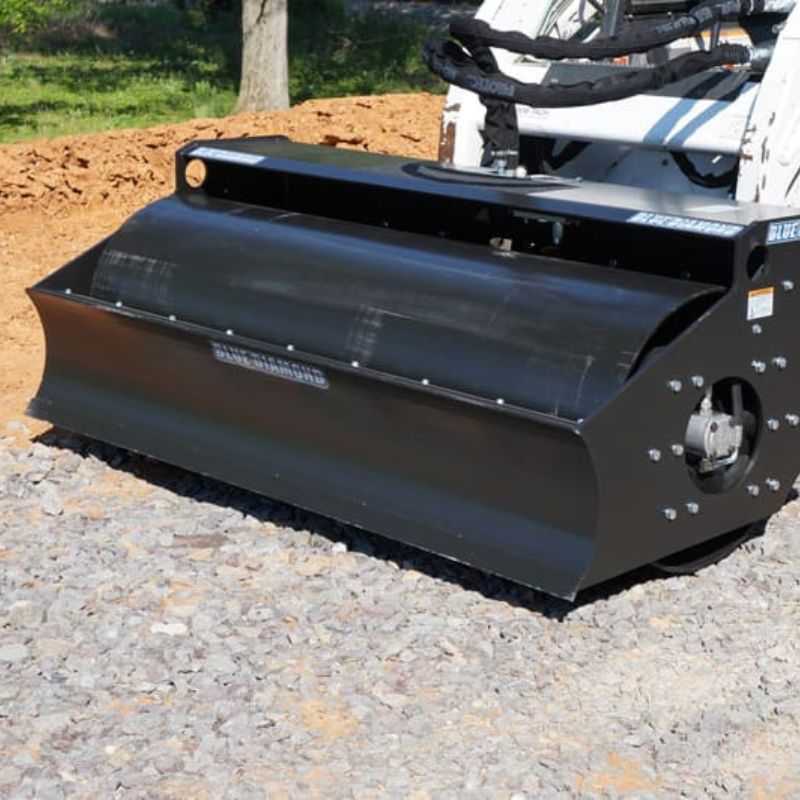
579;225;800;588
29;282;598;598
91;194;719;420
179;138;797;227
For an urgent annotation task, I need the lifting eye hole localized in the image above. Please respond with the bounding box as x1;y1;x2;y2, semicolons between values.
746;246;769;281
185;159;207;189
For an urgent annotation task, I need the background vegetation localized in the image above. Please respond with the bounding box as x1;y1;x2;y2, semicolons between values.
0;0;443;143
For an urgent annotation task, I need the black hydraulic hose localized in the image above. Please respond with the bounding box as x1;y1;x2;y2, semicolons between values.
423;40;751;107
450;0;765;62
672;151;739;188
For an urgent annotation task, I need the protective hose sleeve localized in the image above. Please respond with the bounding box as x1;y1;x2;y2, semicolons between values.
450;0;762;61
423;41;751;107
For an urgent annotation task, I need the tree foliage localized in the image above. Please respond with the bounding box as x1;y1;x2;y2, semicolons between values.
0;0;69;34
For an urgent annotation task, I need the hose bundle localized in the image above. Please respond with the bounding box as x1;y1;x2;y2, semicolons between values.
448;0;765;63
423;40;751;108
421;0;772;170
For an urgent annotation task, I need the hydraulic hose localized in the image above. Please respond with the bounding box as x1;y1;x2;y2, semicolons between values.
423;0;786;170
448;0;790;62
423;41;752;107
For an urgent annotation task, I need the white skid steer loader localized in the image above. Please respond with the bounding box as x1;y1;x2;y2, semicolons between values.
438;0;800;206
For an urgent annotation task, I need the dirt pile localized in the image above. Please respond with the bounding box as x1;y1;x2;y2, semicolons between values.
0;94;444;430
0;94;442;216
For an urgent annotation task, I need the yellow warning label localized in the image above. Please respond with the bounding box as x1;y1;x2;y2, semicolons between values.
748;287;774;321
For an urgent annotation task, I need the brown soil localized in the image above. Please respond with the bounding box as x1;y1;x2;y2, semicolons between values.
0;94;444;434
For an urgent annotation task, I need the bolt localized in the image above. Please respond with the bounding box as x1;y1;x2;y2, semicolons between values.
686;502;700;516
768;418;781;432
752;360;767;374
64;288;72;296
648;449;662;463
496;398;506;406
287;344;295;352
667;380;683;394
747;484;761;497
752;323;763;335
421;378;430;386
168;314;176;322
671;444;685;457
782;280;795;292
226;329;234;336
115;301;123;308
691;375;705;389
663;508;678;522
351;360;360;368
786;413;800;428
773;356;788;370
766;478;782;493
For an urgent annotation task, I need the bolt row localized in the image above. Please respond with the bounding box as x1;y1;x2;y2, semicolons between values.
666;354;790;393
648;445;684;463
663;478;783;521
667;375;708;394
751;357;789;374
662;502;700;521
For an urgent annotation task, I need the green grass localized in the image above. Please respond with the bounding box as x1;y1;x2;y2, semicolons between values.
0;1;443;144
290;4;441;103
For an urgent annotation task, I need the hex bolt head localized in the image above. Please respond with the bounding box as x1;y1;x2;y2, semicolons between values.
496;398;506;406
686;502;700;516
351;360;360;368
421;378;430;386
768;418;781;432
752;361;767;374
168;314;177;322
752;323;763;335
782;280;795;293
286;344;295;352
64;288;72;296
648;449;662;463
663;508;678;522
115;301;123;308
671;443;685;457
667;380;683;394
747;484;761;497
226;329;234;336
766;478;782;493
786;413;800;428
773;356;788;370
691;375;705;389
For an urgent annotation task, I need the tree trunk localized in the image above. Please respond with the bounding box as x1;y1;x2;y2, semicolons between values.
235;0;289;113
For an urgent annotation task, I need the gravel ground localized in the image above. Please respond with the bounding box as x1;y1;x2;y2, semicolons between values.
1;420;800;798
